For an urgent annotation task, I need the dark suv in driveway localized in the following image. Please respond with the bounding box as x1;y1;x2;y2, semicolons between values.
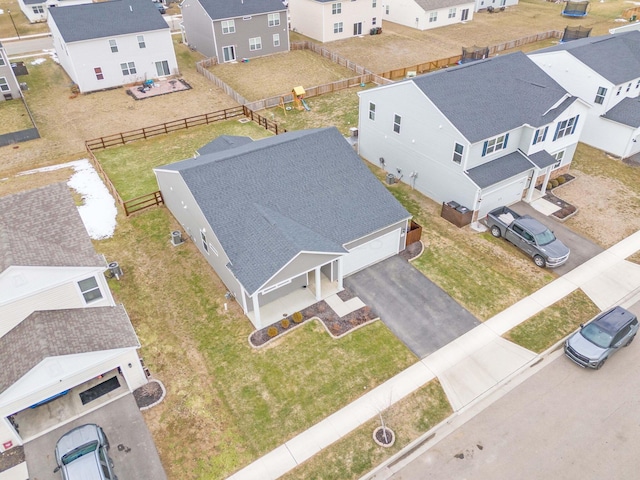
565;306;638;369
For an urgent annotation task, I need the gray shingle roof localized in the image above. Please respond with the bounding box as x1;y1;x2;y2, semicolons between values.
466;150;533;188
532;31;640;85
197;135;254;156
602;96;640;128
410;51;576;143
199;0;286;21
416;0;470;11
0;306;139;392
49;0;169;43
528;150;558;169
0;183;104;272
156;128;411;294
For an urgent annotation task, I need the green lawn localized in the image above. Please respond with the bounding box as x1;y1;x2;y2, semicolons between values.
94;120;272;200
505;290;600;353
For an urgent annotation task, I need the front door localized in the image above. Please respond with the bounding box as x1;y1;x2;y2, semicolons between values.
461;8;469;20
222;45;236;62
155;60;170;76
353;22;362;35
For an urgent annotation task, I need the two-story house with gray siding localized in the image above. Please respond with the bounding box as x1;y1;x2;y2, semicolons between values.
0;42;20;101
48;0;178;93
154;128;411;329
181;0;289;61
357;51;590;220
529;31;640;160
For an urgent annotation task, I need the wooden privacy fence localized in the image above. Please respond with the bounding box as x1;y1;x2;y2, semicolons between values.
622;6;640;19
123;191;164;216
379;30;563;80
406;220;423;246
85;106;245;150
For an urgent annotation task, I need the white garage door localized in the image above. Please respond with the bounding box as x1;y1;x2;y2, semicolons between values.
478;177;527;219
342;229;401;276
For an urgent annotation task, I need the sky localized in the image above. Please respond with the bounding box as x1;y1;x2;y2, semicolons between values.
18;159;117;240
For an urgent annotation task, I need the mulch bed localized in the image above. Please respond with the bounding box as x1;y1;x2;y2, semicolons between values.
250;242;424;347
0;446;25;473
545;173;577;220
133;380;164;409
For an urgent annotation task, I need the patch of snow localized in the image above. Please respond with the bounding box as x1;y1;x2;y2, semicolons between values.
30;58;47;65
615;18;630;21
0;9;4;14
18;159;117;240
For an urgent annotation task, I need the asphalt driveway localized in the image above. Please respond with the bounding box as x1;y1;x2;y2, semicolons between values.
345;255;480;358
23;393;166;480
513;201;604;275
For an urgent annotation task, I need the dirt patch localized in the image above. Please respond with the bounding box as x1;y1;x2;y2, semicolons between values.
0;446;24;473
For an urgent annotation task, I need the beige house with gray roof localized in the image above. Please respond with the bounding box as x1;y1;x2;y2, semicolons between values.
0;183;147;452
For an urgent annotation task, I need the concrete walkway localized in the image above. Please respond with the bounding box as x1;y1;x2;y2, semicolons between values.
227;230;640;480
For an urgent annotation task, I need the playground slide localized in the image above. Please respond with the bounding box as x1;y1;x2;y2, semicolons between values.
301;98;311;111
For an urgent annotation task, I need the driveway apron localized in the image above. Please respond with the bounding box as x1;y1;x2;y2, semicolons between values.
345;255;480;358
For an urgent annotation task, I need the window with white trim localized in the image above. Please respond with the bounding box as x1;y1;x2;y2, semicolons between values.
372;17;377;25
385;5;389;14
616;86;622;96
393;114;401;134
94;67;104;80
0;77;9;92
482;134;508;156
273;33;280;47
332;2;342;14
334;22;343;33
429;12;437;22
221;20;235;34
553;115;579;141
453;143;463;164
201;230;209;254
372;0;376;6
0;54;4;66
249;37;262;51
120;62;137;75
268;12;280;26
532;126;548;145
448;8;456;18
626;82;632;92
553;150;565;169
137;35;146;49
32;5;44;14
636;79;640;89
78;277;103;303
369;102;375;120
109;39;118;53
594;86;606;105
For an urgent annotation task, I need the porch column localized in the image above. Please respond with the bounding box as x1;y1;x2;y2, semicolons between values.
337;258;344;291
252;295;261;328
314;267;321;301
525;168;541;203
539;167;552;196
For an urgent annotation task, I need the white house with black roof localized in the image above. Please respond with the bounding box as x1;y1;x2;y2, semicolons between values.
529;31;640;160
154;128;412;329
382;0;474;31
288;0;383;42
0;183;147;451
357;51;590;219
180;0;289;61
48;0;179;93
17;0;91;24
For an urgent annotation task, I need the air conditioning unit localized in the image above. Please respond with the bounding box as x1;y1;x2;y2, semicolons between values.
108;262;123;280
171;230;184;246
349;127;358;138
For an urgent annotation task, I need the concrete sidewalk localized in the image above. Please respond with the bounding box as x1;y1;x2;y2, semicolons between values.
227;230;640;480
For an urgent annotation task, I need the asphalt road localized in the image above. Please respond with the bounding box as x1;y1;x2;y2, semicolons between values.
3;36;53;56
387;300;640;480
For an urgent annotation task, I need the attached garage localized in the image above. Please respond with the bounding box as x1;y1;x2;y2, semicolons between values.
477;176;528;218
342;229;402;276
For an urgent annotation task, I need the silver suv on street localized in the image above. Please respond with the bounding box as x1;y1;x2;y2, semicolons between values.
565;306;638;369
54;424;117;480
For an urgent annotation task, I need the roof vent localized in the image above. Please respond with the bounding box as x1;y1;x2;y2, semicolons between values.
171;230;184;246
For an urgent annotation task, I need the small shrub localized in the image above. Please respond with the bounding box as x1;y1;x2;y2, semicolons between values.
281;318;290;329
546;183;552;190
292;311;303;323
267;326;278;338
550;179;559;188
557;176;566;185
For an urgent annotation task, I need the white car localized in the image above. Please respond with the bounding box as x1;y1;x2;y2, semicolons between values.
54;424;117;480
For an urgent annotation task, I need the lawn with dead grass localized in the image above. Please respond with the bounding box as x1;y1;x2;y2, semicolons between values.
207;49;357;101
0;0;49;38
280;380;451;480
0;98;33;134
96;207;417;479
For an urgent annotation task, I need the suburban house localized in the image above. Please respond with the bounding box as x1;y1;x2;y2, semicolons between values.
473;0;518;12
17;0;92;24
154;128;411;329
382;0;474;31
180;0;289;61
0;42;21;101
288;0;383;42
0;183;147;452
357;51;590;219
529;31;640;160
48;0;179;93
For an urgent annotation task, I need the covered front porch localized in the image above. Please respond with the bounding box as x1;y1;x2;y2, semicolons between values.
247;270;341;328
